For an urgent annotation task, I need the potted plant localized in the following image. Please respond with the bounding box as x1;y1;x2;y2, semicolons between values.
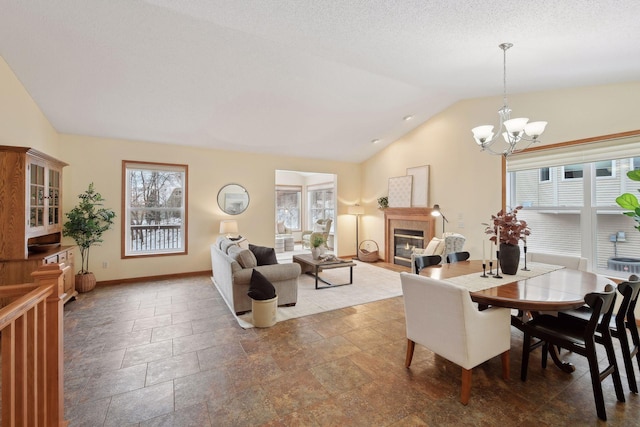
310;233;326;260
616;169;640;231
63;183;116;292
377;196;389;210
485;206;530;274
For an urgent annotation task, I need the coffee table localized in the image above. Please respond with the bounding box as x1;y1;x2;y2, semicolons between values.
292;253;356;289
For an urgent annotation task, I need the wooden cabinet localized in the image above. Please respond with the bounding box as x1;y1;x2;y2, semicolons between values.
0;146;77;303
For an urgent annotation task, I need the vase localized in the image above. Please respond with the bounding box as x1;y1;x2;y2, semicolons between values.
310;247;323;260
75;272;96;293
499;243;520;275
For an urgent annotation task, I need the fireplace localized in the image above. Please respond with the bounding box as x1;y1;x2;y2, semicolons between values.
394;228;424;267
384;208;436;264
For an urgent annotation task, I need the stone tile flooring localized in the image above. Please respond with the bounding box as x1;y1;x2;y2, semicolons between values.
63;273;640;426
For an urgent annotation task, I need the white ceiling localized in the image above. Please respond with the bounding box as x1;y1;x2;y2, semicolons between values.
1;1;639;162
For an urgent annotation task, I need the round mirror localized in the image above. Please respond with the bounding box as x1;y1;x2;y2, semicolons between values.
217;183;250;215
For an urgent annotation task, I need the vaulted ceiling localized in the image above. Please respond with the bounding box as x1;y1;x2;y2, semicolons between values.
1;1;639;162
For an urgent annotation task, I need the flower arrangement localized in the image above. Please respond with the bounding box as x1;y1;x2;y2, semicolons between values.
485;206;531;245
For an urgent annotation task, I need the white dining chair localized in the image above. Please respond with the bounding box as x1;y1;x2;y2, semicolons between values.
526;252;587;271
400;272;512;404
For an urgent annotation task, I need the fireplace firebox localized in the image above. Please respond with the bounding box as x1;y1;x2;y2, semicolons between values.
394;228;424;267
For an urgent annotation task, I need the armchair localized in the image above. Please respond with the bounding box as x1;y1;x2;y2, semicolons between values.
302;219;332;249
401;272;511;404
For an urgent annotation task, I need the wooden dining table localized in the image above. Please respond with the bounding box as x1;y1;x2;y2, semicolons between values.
420;259;614;312
420;259;615;373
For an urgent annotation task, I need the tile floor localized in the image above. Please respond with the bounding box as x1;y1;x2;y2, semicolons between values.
63;270;640;426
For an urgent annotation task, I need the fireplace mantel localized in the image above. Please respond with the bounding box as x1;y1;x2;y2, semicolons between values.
384;208;436;264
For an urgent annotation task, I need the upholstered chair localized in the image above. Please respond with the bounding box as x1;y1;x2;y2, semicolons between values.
410;232;466;273
400;272;511;404
525;252;587;271
302;219;332;248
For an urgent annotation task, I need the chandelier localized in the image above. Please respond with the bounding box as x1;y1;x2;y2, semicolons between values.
472;43;547;156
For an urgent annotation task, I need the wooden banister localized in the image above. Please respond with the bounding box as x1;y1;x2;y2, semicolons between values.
0;264;67;426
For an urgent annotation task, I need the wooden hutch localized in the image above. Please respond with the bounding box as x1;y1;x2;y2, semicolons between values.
0;145;77;304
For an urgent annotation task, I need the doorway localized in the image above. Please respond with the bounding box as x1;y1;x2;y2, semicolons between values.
275;170;337;255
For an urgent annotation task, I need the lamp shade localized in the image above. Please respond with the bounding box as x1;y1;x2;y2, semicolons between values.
431;204;442;217
219;220;238;234
348;205;365;215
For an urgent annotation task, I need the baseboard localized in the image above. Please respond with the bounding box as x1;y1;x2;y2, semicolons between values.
96;270;212;287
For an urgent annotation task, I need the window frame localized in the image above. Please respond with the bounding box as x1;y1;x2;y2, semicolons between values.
122;160;188;258
307;184;334;230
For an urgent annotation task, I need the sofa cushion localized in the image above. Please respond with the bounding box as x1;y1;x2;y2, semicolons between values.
228;245;257;269
248;269;277;300
220;239;239;254
249;244;278;266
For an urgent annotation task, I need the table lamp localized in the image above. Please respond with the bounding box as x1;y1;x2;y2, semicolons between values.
219;220;238;238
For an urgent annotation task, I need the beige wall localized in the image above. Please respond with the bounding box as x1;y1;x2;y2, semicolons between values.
361;81;640;262
3;53;640;282
59;134;360;281
0;57;59;155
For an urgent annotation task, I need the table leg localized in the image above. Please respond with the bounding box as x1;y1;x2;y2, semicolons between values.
548;345;576;373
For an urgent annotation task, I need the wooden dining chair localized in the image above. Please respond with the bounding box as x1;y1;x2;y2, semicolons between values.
559;275;640;393
400;272;511;405
414;255;441;275
520;284;625;421
446;251;470;263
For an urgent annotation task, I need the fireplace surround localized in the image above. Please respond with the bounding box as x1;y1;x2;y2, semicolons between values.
384;208;436;264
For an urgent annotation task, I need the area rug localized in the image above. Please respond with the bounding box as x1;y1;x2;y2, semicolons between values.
230;260;402;329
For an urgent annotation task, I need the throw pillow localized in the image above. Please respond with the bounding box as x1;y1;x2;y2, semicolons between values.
249;244;278;266
227;246;257;268
425;237;444;256
248;269;277;301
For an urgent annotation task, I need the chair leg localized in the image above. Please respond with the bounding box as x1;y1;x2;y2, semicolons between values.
541;342;548;369
521;333;531;381
616;328;639;393
601;332;626;403
501;350;510;380
460;368;472;405
405;339;415;368
585;343;608;421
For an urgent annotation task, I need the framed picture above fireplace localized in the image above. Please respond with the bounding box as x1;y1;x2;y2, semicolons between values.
406;165;429;207
388;175;413;207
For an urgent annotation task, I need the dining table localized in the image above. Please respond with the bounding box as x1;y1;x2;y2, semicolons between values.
420;259;615;372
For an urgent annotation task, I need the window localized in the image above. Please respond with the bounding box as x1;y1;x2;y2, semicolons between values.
539;167;550;182
563;164;583;179
508;151;640;277
122;161;188;257
308;186;334;229
633;157;640;170
276;186;301;231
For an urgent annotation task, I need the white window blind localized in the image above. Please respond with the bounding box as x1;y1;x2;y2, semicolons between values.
507;135;640;172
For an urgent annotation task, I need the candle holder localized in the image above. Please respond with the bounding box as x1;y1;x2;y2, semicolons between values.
521;245;530;271
494;251;503;279
481;262;488;278
488;260;494;275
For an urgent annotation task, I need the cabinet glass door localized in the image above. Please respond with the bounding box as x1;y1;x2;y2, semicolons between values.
30;163;45;228
48;169;60;226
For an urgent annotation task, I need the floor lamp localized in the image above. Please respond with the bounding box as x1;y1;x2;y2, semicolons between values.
431;204;448;236
348;205;365;259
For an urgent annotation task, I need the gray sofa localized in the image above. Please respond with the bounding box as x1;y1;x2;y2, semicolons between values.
211;236;300;314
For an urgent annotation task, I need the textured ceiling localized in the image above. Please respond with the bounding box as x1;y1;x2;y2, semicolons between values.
1;0;639;162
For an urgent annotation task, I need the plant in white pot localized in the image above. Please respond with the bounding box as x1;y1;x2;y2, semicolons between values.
63;183;116;293
310;233;326;260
